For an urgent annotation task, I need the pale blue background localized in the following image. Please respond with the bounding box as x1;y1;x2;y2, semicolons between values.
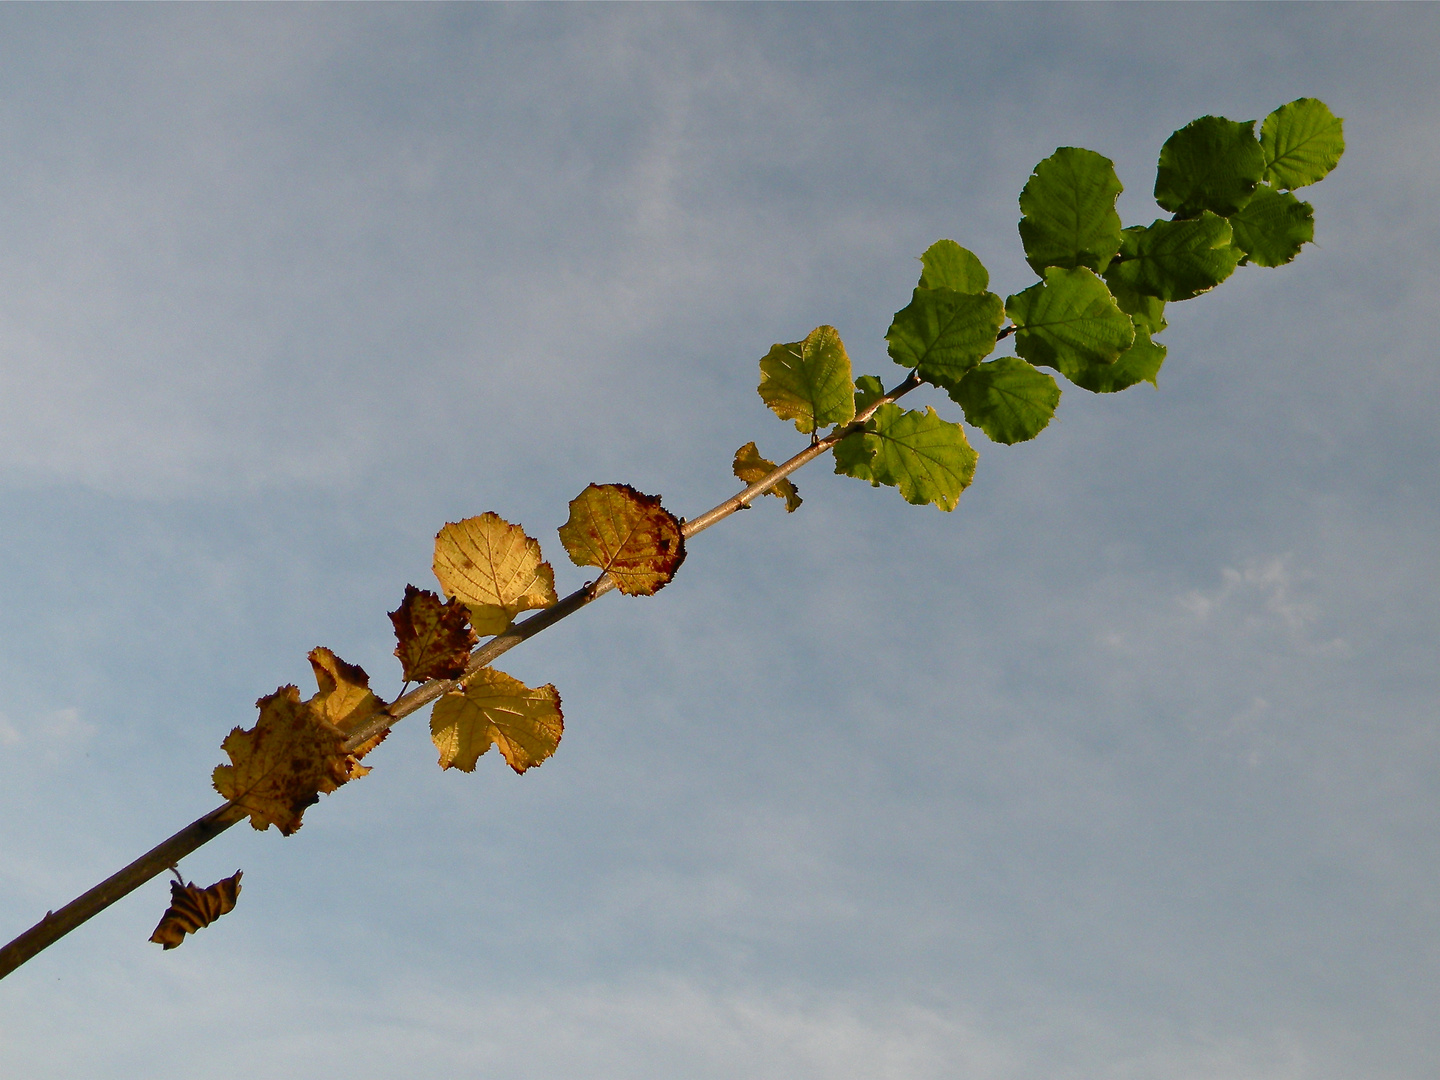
2;5;1437;1078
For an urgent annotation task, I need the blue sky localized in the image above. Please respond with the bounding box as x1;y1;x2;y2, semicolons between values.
1;5;1437;1078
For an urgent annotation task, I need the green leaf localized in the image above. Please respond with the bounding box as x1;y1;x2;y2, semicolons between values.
886;288;1005;389
1155;115;1266;217
1017;147;1124;274
1107;280;1168;336
1104;213;1242;301
1064;327;1166;394
758;325;856;434
863;403;977;511
1006;267;1134;377
853;374;886;414
950;357;1061;444
1261;98;1344;190
1227;185;1315;267
918;240;989;293
832;429;876;483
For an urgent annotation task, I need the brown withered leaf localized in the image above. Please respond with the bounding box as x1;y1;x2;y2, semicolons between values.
213;685;357;835
732;441;802;512
389;584;478;683
556;483;686;596
306;646;388;766
149;871;243;950
430;667;563;774
433;512;558;636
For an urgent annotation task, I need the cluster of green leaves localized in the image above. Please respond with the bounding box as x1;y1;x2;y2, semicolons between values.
747;99;1343;511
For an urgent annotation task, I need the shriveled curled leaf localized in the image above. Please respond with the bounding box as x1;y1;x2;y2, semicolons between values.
732;441;801;512
433;513;558;636
757;325;856;434
213;682;367;835
430;667;563;774
389;584;477;682
558;483;686;596
149;871;242;950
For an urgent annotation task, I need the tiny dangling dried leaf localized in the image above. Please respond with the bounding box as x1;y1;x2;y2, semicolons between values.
149;870;243;950
732;442;802;512
433;513;558;636
389;584;478;683
213;685;358;835
557;483;686;596
430;667;563;774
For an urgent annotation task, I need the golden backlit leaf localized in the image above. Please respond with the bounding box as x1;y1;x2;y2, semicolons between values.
429;667;563;774
433;512;558;636
389;584;478;683
149;871;242;950
732;441;802;512
305;646;388;766
212;685;358;835
556;483;686;596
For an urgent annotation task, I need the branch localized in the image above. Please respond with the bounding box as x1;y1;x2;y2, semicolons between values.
0;371;927;981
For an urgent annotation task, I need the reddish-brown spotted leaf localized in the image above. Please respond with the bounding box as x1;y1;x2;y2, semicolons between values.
430;667;563;774
149;871;243;950
213;685;358;835
732;441;802;512
433;513;558;635
389;584;477;683
556;483;686;596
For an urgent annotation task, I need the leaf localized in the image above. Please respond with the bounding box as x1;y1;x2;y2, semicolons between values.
389;584;478;683
1261;98;1344;190
557;483;686;596
757;325;856;434
433;513;558;636
213;685;360;835
149;871;242;950
950;357;1061;444
1104;213;1242;301
1154;115;1266;217
917;239;989;293
1006;267;1134;377
1107;280;1168;336
1017;147;1124;274
852;374;886;414
1064;326;1167;394
848;403;977;511
832;429;876;484
886;288;1005;389
732;441;801;512
305;647;388;765
1227;185;1314;267
430;667;563;774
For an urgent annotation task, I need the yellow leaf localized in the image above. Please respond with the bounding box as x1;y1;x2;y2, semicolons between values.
433;513;558;636
732;441;802;512
213;685;358;835
556;483;686;596
430;667;563;774
149;871;242;950
305;646;388;766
